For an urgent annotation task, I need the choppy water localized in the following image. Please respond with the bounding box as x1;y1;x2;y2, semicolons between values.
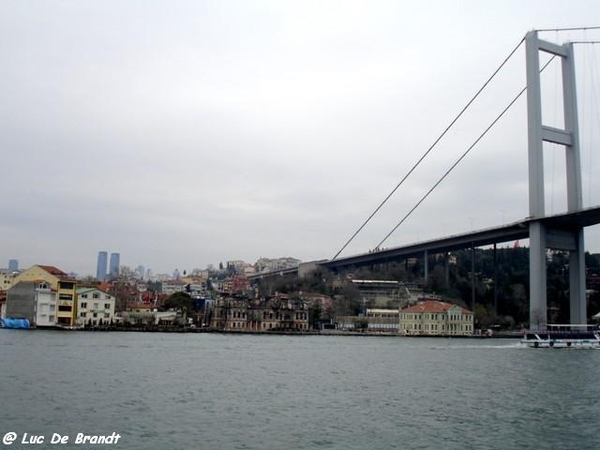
1;330;599;449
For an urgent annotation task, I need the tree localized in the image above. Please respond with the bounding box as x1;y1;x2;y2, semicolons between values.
334;283;362;316
163;292;195;312
109;265;139;311
308;302;322;329
474;304;496;329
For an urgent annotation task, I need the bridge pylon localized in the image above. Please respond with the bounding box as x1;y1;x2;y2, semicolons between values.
525;31;585;330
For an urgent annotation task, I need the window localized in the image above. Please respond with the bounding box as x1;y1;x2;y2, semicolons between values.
104;303;110;309
80;312;87;318
58;281;74;290
81;302;87;309
93;293;99;299
81;294;88;299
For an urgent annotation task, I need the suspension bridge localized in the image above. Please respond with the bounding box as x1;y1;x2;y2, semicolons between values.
252;28;600;330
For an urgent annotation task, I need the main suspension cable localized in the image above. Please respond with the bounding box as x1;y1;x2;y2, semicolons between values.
374;56;557;250
331;36;526;260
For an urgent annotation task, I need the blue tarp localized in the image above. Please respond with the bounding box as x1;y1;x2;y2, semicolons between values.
0;318;31;329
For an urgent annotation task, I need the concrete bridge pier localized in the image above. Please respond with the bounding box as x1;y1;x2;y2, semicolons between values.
526;31;586;329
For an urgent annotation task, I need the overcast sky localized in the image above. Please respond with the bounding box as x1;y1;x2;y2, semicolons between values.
1;0;600;276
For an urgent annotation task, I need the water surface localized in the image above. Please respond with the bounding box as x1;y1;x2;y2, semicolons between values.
1;331;598;449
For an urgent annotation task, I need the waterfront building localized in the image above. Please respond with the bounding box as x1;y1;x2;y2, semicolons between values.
399;300;474;336
12;265;77;326
5;280;56;327
96;251;108;281
210;295;309;331
76;287;116;327
365;309;399;332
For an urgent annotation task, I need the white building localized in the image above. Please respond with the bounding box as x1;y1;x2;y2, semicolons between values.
76;288;116;327
35;281;56;327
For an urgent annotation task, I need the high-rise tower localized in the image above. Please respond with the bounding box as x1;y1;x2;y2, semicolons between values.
96;252;108;280
109;253;120;279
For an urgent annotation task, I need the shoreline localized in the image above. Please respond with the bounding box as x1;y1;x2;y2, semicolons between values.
1;326;521;338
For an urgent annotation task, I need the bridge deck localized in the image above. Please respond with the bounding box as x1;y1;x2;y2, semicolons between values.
320;206;600;271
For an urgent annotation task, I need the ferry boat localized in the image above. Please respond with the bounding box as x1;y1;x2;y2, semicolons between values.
522;324;600;349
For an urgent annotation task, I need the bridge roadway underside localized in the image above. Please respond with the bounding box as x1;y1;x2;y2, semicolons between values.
320;207;600;272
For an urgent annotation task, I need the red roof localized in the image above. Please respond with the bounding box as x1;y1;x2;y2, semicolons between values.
402;300;472;315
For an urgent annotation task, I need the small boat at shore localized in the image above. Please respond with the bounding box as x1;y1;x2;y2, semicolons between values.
522;324;600;348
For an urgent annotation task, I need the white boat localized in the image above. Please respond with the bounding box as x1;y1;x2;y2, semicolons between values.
522;324;600;348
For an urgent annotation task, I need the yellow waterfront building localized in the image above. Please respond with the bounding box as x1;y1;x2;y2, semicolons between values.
399;300;474;336
12;265;77;327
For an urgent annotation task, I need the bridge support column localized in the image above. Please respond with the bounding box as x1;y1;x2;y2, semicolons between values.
471;244;475;313
525;31;586;329
569;228;586;324
493;244;498;314
423;250;429;284
529;222;547;330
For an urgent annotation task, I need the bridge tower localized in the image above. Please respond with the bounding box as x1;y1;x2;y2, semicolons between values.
526;31;585;329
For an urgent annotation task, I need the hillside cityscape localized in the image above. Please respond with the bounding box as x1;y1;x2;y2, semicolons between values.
2;246;600;334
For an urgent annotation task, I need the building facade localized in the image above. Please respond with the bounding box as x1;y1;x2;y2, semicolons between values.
210;296;309;331
12;265;77;326
5;280;56;327
76;287;116;327
365;309;399;332
399;300;474;336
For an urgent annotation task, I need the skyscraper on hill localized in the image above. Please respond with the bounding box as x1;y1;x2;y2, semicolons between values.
96;252;108;280
109;253;120;279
